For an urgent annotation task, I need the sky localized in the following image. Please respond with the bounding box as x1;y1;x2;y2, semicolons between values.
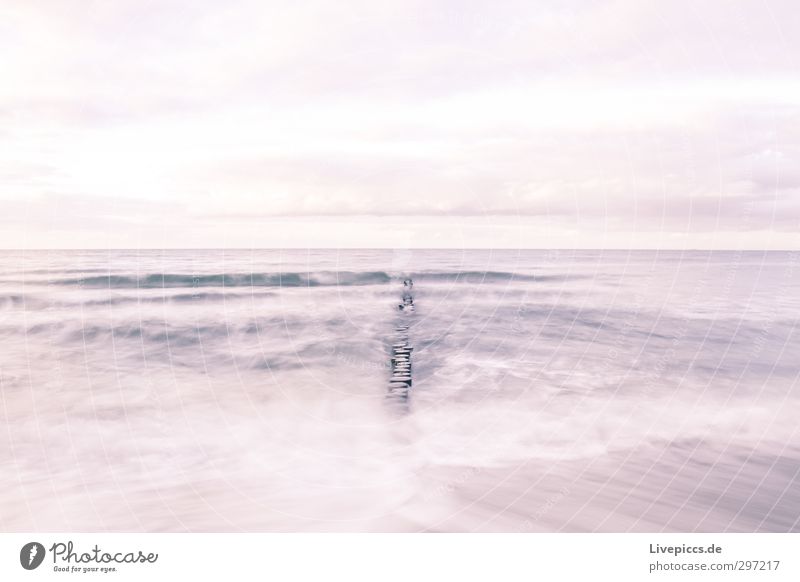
1;0;798;249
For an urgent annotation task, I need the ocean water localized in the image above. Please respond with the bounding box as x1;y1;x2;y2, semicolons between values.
0;249;798;532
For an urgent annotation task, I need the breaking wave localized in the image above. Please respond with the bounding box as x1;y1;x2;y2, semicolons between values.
48;271;393;288
32;270;564;289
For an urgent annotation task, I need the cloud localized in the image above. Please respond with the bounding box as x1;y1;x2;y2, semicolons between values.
0;0;798;247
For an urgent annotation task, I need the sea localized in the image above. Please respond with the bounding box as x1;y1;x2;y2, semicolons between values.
0;249;798;532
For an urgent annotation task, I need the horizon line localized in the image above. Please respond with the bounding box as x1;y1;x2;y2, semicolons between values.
0;247;796;252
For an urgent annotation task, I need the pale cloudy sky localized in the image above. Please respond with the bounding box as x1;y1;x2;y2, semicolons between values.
1;0;798;248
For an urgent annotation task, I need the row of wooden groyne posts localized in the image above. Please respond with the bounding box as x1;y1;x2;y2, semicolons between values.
388;278;414;403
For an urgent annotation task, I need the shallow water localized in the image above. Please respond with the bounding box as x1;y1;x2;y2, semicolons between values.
0;249;798;531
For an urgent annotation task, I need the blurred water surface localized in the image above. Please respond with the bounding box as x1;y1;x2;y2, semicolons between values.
0;249;798;531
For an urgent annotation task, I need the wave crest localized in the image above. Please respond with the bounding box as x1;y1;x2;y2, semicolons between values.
51;271;393;289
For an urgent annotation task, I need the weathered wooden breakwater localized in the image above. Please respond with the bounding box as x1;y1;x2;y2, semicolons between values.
388;278;414;402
